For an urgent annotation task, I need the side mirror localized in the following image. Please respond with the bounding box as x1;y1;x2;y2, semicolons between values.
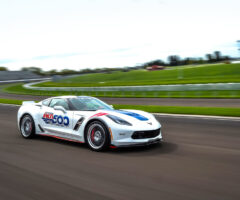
54;106;67;113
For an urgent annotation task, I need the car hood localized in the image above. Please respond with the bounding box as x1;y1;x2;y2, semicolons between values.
73;109;156;124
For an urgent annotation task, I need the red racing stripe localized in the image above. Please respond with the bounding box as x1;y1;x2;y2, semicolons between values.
39;134;84;143
90;112;108;118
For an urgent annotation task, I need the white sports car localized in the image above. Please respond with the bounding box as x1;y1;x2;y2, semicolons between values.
17;96;162;151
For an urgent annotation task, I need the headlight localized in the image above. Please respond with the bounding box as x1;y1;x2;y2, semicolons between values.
107;115;132;126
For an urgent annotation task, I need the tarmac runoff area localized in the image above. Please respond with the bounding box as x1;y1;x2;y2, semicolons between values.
0;104;239;200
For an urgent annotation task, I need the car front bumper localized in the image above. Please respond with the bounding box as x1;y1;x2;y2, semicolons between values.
111;130;162;147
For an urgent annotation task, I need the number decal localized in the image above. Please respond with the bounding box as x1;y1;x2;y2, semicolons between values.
42;112;69;126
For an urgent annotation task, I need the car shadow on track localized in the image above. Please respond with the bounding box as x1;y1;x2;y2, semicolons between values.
108;142;178;156
35;136;178;155
35;135;89;149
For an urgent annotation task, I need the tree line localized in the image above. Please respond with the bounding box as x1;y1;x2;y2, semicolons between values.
142;51;231;68
0;50;236;75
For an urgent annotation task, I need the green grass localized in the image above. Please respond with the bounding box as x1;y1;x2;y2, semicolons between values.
114;105;240;117
0;98;23;105
3;63;239;99
1;98;240;117
3;84;240;98
35;63;240;87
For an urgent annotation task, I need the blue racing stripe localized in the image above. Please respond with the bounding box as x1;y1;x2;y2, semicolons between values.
113;110;148;121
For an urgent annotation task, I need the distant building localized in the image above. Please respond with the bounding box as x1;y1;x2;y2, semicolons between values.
146;65;165;71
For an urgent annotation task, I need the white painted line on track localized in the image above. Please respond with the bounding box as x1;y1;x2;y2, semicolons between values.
0;78;50;83
0;103;20;107
0;103;240;121
153;113;240;121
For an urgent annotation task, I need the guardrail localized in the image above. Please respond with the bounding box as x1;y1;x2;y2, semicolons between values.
24;81;240;91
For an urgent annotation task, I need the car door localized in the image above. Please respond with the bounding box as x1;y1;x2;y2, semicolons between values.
39;98;74;139
38;98;54;131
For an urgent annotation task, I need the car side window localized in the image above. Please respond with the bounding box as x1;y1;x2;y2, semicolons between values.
42;99;51;106
49;99;69;110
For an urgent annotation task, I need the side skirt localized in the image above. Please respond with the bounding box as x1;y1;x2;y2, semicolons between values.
38;134;84;144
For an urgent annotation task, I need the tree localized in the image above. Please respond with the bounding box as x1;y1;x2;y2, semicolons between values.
0;66;8;71
197;57;205;64
214;51;221;61
59;69;78;75
21;67;43;75
142;59;166;69
183;57;193;65
46;70;57;76
147;59;166;66
206;54;213;63
168;55;181;66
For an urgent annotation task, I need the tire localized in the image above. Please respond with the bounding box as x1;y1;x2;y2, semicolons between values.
20;114;35;138
85;121;110;151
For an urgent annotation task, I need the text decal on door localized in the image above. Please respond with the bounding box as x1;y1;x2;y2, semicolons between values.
42;112;69;126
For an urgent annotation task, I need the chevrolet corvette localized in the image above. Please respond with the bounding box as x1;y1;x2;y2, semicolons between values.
17;96;162;151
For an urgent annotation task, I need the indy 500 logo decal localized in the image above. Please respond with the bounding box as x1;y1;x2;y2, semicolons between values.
42;112;69;126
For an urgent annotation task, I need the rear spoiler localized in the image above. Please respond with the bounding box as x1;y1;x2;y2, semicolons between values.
22;101;35;106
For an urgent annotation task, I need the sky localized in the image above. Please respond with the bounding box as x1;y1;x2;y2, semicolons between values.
0;0;239;71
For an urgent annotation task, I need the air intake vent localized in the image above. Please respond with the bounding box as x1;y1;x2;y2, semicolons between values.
38;124;45;132
131;128;160;139
73;117;85;131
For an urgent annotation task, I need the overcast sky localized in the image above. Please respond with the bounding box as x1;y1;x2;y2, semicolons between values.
0;0;239;71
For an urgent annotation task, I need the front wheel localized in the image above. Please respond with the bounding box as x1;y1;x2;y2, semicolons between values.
86;121;110;151
20;114;35;138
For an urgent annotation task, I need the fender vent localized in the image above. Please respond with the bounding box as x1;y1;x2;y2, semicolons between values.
38;124;45;132
73;117;85;131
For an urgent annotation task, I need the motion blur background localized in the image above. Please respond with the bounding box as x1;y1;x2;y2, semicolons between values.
0;0;240;103
0;1;240;200
0;0;239;71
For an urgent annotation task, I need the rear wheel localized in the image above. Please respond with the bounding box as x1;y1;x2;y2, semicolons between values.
86;121;110;151
20;114;35;138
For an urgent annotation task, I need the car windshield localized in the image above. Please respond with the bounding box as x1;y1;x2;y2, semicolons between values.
69;97;113;111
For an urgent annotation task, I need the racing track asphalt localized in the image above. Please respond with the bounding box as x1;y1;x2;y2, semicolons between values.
0;104;239;200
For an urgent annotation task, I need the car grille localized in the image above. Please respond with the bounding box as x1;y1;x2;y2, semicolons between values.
131;128;160;139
